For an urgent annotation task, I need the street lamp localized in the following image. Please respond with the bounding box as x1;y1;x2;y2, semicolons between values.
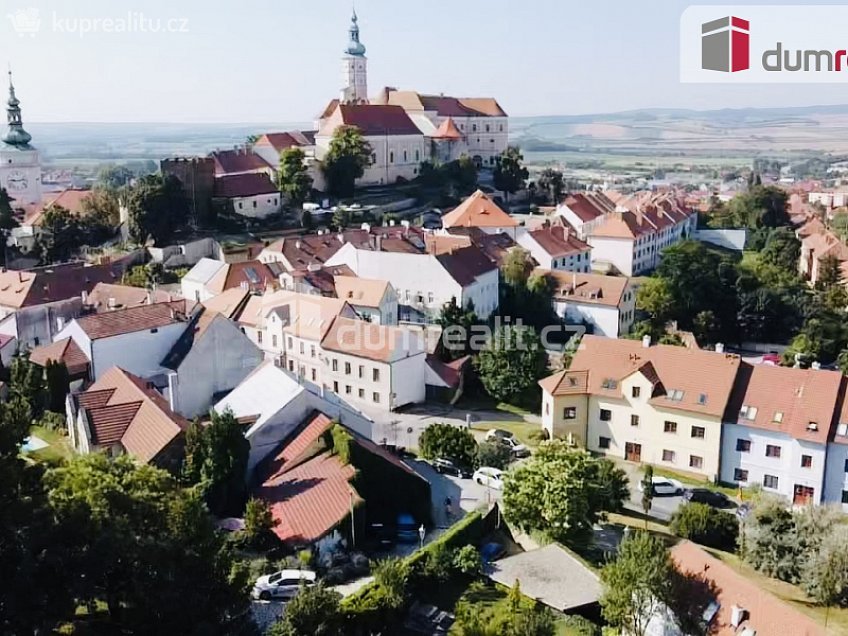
418;524;425;550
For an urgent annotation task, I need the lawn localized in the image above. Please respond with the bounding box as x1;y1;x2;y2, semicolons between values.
650;465;741;498
470;420;544;448
26;425;74;466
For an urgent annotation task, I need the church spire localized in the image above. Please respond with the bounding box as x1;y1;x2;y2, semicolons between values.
345;8;366;56
2;68;32;147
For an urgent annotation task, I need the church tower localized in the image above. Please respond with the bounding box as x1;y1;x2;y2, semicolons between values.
0;69;41;206
340;10;368;104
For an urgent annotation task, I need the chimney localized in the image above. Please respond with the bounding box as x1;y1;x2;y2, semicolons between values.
167;372;180;414
295;240;302;250
389;219;396;227
572;271;577;290
730;606;747;629
715;343;725;353
81;290;88;304
108;297;116;310
812;361;822;370
337;233;344;244
642;334;651;348
56;316;65;331
375;234;383;251
145;290;153;305
361;223;371;232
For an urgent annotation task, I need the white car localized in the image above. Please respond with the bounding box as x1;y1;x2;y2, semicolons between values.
473;467;505;490
251;569;317;601
638;476;684;496
484;429;530;458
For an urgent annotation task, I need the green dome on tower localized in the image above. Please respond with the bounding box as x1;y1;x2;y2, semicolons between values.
2;70;32;147
345;10;366;56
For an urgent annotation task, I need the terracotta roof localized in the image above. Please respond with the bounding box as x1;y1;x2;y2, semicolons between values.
438;228;518;268
261;412;335;481
671;541;824;636
258;451;359;544
426;354;470;389
320;316;422;363
213;173;279;199
210;149;271;175
541;335;741;418
29;337;90;376
43;189;92;215
0;260;129;310
260;290;354;341
528;225;590;257
207;260;277;295
332;275;390;308
254;131;314;152
589;210;654;240
539;369;589;396
77;367;189;463
724;363;843;444
200;287;252;319
387;91;507;117
442;190;518;229
86;283;173;312
431;117;464;140
321;104;422;137
435;244;499;287
541;269;630;308
561;192;615;223
75;300;191;340
317;99;340;120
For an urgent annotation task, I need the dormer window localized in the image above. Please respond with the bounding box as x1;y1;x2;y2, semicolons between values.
739;405;758;420
807;422;819;432
601;378;618;390
773;411;784;424
697;393;708;405
668;389;684;401
838;423;848;436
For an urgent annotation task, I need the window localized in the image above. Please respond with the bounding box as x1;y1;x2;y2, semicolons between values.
372;392;380;403
736;439;751;452
332;359;338;372
373;368;380;382
288;360;294;372
344;362;351;375
415;149;420;161
662;449;676;462
371;152;377;165
667;389;684;401
310;345;316;358
763;474;779;489
689;455;704;470
253;200;257;208
472;124;477;132
698;393;708;405
389;151;394;163
403;150;407;162
485;124;490;132
765;445;781;458
801;454;813;468
332;381;339;393
358;388;365;398
598;436;611;449
599;409;612;421
358;365;364;378
563;406;576;419
630;414;640;427
691;426;705;439
272;335;278;348
299;342;305;355
734;468;749;482
773;411;784;423
739;405;758;420
601;378;618;389
632;386;641;398
664;421;677;433
311;369;317;381
345;385;352;395
257;331;263;344
287;337;293;349
844;458;848;473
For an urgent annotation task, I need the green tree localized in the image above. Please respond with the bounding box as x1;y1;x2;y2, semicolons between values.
126;173;189;245
97;164;134;189
493;146;529;202
418;422;478;467
371;557;410;613
183;408;250;516
81;186;122;227
600;531;674;636
10;354;44;418
536;168;565;204
322;125;373;198
477;440;512;470
38;205;83;263
0;187;19;231
502;247;535;287
636;277;674;325
816;254;843;292
44;360;70;414
670;503;738;551
640;465;654;524
437;296;480;361
452;545;482;576
801;525;848;609
269;584;342;636
277;147;313;208
331;206;351;231
475;326;547;404
448;155;479;195
760;226;801;273
741;494;802;582
243;496;276;547
503;442;628;546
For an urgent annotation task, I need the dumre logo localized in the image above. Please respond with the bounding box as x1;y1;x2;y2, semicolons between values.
701;16;749;72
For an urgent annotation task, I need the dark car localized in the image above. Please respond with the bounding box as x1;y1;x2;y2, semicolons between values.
683;488;733;508
433;458;472;478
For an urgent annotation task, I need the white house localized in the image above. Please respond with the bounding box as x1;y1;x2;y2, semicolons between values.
824;421;848;512
517;225;592;272
555;192;616;239
54;300;195;380
181;258;228;303
719;363;842;506
541;269;635;338
213;173;281;219
332;275;398;324
326;240;499;322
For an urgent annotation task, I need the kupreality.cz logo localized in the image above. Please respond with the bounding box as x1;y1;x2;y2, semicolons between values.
681;5;848;83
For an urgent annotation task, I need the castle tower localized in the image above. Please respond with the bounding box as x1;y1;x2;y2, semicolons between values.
0;69;41;206
340;10;368;104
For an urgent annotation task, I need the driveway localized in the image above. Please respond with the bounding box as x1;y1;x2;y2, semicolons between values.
407;459;501;528
615;459;685;522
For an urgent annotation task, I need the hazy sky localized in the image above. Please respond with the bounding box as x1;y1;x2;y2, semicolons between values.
4;0;848;123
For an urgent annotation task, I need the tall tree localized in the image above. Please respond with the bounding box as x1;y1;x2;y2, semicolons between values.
269;584;342;636
10;354;44;418
44;360;70;414
277;147;313;209
437;296;480;361
126;173;189;245
475;326;547;405
536;168;564;204
418;422;478;467
0;187;19;231
97;164;134;189
640;465;654;525
502;247;535;287
321;125;373;198
503;442;628;546
38;205;84;263
493;146;529;202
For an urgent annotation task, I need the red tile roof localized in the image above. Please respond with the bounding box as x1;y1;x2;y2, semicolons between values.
254;131;314;152
671;541;824;636
332;104;422;136
528;225;590;257
0;260;131;309
213;173;279;198
442;190;518;229
262;412;335;481
88;402;142;446
75;300;191;340
426;354;470;389
432;117;464;140
29;337;90;376
435;244;498;287
562;193;615;222
210;149;270;175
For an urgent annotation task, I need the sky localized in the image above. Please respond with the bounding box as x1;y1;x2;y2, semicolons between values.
4;0;848;123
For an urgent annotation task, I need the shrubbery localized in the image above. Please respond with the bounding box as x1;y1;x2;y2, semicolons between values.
418;423;477;467
670;502;738;551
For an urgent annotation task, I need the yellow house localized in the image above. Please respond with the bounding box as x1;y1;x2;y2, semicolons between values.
540;335;741;480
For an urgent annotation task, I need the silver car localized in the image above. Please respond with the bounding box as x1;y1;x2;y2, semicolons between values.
251;569;317;601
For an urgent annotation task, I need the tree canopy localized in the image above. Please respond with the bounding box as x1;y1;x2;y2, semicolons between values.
474;326;547;405
493;146;529;201
418;422;478;467
126;173;189;245
322;125;373;198
277;147;313;208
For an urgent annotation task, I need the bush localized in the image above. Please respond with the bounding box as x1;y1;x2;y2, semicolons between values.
670;503;738;551
420;542;453;585
243;497;276;547
269;583;342;636
561;615;602;636
38;410;67;432
477;440;511;470
418;422;477;467
528;428;549;443
452;545;481;576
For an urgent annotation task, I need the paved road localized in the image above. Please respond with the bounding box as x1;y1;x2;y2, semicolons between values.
407;459;501;528
615;459;686;522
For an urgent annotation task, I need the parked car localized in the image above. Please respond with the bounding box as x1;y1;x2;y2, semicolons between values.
433;457;473;478
396;513;420;543
638;476;684;496
473;467;505;490
485;429;530;458
251;569;316;601
683;488;733;508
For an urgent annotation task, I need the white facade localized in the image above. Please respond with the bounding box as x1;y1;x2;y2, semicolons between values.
720;422;826;505
445;116;508;167
325;243;499;321
517;231;591;273
314;133;425;186
552;295;634;339
180;258;227;303
823;441;848;510
1;145;41;206
231;192;281;219
341;54;368;103
588;236;639;276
